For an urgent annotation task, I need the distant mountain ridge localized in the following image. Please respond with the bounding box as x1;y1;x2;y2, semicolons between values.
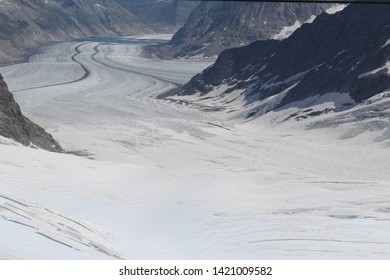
145;2;332;59
117;0;200;33
0;74;62;152
173;4;390;130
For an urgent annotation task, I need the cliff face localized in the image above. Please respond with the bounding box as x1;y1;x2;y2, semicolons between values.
144;2;332;59
0;0;151;65
0;74;62;152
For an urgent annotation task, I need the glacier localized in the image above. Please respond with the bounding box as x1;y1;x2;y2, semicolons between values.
0;35;389;259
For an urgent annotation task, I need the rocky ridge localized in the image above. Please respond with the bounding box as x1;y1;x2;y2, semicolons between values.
145;2;332;59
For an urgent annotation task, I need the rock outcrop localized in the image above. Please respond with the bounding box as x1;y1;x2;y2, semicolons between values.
0;74;62;152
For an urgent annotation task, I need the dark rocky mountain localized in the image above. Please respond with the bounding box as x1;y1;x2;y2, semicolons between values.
175;4;390;122
145;1;333;59
0;74;62;152
117;0;200;33
0;0;151;65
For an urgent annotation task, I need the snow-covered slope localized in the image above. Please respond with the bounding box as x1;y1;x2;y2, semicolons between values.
1;35;389;259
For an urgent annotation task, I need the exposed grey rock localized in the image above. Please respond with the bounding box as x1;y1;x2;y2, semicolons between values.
145;2;332;59
0;74;62;152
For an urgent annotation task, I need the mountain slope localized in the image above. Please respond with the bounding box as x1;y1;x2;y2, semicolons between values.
0;0;151;64
145;2;332;59
0;74;62;152
171;4;390;136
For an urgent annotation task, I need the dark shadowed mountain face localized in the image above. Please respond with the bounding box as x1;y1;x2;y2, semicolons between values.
144;1;332;59
0;0;151;64
177;4;390;119
117;0;200;33
0;74;62;152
